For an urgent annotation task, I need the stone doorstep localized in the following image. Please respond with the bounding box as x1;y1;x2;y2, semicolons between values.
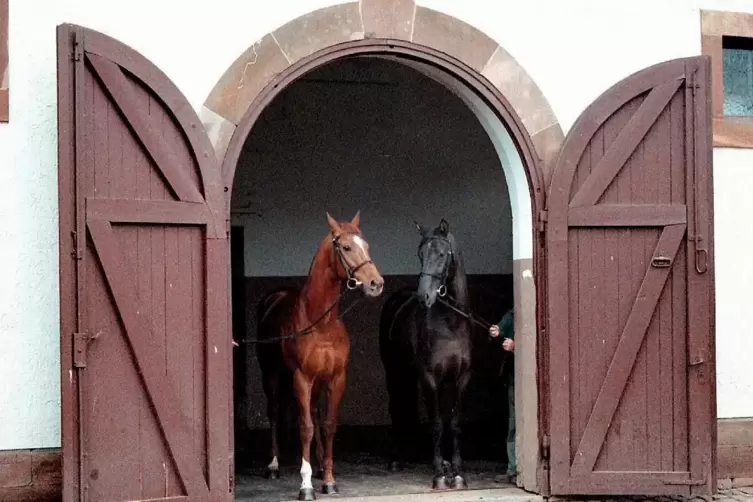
271;487;542;502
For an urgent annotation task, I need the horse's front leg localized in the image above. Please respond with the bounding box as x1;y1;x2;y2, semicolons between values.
321;370;346;494
310;392;325;480
450;370;470;489
293;370;316;501
423;372;448;490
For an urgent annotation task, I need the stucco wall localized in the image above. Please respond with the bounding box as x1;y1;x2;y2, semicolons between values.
1;0;752;449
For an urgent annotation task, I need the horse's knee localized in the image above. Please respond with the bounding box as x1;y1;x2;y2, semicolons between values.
322;418;338;436
300;421;315;441
450;415;461;431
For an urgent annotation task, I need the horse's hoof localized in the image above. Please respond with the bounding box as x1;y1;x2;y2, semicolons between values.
322;482;339;494
388;460;403;472
450;475;468;490
432;475;449;490
265;467;280;480
298;487;316;501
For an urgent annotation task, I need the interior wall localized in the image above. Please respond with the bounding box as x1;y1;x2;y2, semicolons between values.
231;58;513;277
231;58;516;429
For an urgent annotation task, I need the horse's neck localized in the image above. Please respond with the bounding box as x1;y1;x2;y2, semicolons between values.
298;236;342;324
448;257;469;307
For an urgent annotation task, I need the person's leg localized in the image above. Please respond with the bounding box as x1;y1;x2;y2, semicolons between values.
506;382;516;482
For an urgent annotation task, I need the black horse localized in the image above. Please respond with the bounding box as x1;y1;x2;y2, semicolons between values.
378;218;472;490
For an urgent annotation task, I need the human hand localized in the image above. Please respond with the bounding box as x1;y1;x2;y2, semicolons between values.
502;338;515;352
489;325;500;338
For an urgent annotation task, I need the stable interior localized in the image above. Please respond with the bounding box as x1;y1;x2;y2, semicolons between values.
229;56;521;501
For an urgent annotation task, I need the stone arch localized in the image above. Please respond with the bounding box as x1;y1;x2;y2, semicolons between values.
198;2;562;492
198;0;564;189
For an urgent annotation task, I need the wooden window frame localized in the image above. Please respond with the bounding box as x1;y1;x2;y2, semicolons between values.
0;0;7;123
701;9;753;148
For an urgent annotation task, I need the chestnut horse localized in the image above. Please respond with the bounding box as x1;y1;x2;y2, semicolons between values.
255;212;384;500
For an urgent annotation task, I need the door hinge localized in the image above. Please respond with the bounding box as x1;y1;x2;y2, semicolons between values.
538;210;548;233
541;434;550;460
73;331;100;368
71;230;82;260
72;32;83;62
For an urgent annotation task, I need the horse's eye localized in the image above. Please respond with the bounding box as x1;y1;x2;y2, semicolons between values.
343;245;351;252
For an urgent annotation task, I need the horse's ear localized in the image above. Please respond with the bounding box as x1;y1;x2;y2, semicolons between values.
326;212;341;233
350;210;361;227
439;218;449;235
415;220;426;235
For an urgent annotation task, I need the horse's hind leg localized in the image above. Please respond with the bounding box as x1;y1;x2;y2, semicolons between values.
450;370;471;489
385;359;418;472
262;370;281;479
321;370;346;495
423;372;448;490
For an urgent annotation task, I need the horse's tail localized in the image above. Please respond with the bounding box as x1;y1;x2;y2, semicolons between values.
255;287;298;372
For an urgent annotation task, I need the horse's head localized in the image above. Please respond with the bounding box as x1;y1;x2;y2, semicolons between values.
415;218;455;308
327;211;384;297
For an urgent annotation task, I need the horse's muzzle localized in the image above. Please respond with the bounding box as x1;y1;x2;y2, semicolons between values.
366;278;384;297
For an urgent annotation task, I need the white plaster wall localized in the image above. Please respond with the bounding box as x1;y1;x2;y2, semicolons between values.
712;148;753;419
2;0;753;449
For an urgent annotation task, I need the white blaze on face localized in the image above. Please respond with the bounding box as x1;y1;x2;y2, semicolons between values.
352;235;367;255
300;458;313;490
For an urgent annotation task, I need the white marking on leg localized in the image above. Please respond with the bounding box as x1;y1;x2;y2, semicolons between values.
268;456;278;470
300;458;313;489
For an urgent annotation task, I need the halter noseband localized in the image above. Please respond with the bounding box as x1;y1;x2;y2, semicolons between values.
417;235;454;297
332;232;373;290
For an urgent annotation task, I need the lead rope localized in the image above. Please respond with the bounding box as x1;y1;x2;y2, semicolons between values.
235;289;367;345
236;232;371;346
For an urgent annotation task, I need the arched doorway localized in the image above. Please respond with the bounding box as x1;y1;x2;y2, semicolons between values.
202;5;563;494
229;53;533;500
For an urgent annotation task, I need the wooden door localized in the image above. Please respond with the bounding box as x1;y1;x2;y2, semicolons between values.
546;57;715;496
57;24;231;502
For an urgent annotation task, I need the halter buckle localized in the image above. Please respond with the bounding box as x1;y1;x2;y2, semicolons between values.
437;285;447;297
346;278;361;290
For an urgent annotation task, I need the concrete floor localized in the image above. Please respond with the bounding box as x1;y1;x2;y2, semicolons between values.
234;459;538;502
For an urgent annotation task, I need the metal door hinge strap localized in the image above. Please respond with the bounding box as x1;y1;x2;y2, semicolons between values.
73;331;101;368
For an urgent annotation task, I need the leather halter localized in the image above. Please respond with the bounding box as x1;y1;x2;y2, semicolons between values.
332;232;373;290
417;235;454;298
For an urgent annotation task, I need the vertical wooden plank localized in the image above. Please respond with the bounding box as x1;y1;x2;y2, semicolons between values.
670;90;689;473
687;58;716;495
575;142;591;456
206;238;230;493
56;24;80;502
656;102;675;473
192;229;208;479
612;98;637;473
644;109;662;473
